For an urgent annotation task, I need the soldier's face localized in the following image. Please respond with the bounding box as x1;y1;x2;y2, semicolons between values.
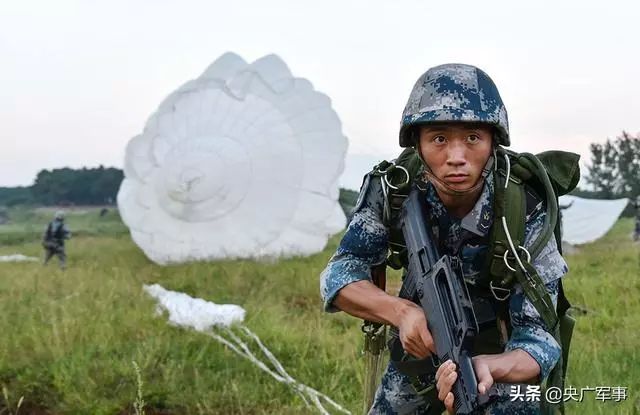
417;123;493;191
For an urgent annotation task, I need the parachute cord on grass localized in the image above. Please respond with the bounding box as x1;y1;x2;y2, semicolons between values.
220;327;316;408
211;326;350;415
238;326;350;415
143;284;350;415
207;326;348;415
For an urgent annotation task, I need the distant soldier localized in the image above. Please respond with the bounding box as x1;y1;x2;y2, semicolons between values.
42;211;71;269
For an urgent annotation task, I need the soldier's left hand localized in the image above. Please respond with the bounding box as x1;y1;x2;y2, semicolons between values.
435;359;457;414
435;357;495;414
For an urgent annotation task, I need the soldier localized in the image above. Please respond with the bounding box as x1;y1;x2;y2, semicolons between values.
320;64;571;414
42;210;71;269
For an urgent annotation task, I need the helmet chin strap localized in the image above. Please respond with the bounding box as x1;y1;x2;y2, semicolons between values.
416;142;495;197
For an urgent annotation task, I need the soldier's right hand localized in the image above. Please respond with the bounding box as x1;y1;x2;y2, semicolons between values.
397;302;436;359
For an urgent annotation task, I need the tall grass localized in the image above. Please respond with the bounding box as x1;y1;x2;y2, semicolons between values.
0;214;637;414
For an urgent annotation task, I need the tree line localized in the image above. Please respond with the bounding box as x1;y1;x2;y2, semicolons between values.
0;166;123;206
580;131;640;199
0;132;638;208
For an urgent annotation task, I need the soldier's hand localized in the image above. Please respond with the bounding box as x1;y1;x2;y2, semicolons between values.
397;302;435;359
436;359;457;414
471;355;494;396
436;357;495;414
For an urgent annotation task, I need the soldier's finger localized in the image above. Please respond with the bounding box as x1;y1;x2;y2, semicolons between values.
437;368;456;400
435;366;443;383
400;336;419;358
419;326;436;355
444;392;455;414
435;359;451;383
406;341;427;359
418;336;433;358
444;369;457;389
476;364;493;395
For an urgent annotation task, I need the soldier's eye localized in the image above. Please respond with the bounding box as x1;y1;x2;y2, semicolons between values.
467;134;480;143
433;135;446;144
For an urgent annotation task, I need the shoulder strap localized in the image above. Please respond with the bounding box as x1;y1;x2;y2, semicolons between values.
486;149;559;329
369;148;423;270
490;148;579;415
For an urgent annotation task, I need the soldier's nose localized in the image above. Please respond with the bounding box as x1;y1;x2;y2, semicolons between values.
446;145;467;166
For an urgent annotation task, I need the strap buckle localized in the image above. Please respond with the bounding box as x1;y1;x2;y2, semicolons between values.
502;245;531;272
490;280;511;301
383;165;410;190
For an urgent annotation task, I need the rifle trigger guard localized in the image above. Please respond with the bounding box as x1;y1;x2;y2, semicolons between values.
490;281;511;301
502;246;531;272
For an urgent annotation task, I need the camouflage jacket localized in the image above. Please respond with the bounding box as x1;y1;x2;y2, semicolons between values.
43;220;71;246
320;172;568;414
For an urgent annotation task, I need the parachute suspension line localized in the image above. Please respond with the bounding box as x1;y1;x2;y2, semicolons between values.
500;153;531;275
144;284;351;415
503;152;511;191
205;326;352;415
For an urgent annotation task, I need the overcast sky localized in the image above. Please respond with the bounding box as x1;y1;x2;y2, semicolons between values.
1;0;638;189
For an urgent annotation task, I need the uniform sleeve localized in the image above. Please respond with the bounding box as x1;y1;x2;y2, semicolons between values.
504;207;569;381
319;174;389;312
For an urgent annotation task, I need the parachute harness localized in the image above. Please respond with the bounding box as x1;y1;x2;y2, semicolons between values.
493;152;533;301
376;162;410;225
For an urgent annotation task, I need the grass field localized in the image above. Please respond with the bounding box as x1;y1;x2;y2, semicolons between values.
0;209;638;414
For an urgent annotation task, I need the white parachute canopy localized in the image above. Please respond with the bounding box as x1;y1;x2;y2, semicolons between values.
118;52;348;264
559;195;629;245
0;254;39;263
144;283;245;329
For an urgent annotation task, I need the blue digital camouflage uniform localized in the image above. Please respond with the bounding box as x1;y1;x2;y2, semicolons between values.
320;171;569;414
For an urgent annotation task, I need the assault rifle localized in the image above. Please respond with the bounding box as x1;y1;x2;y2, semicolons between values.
398;188;491;414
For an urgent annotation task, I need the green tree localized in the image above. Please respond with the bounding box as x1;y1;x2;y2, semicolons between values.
615;131;640;197
31;166;123;205
585;131;640;199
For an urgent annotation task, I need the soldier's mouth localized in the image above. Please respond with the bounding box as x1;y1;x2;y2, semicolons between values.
444;174;469;183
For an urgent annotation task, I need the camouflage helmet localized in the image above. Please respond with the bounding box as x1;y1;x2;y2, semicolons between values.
54;210;65;220
399;63;509;147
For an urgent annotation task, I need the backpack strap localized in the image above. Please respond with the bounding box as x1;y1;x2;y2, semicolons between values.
487;149;559;329
369;148;423;270
487;148;581;415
